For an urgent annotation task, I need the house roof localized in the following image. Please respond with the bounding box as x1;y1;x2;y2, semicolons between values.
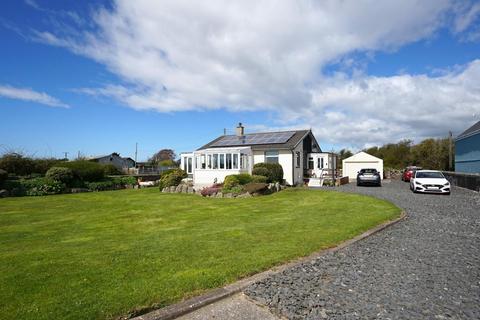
343;151;383;162
456;120;480;141
198;129;317;151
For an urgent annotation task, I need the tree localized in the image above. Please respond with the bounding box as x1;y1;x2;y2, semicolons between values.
149;149;176;165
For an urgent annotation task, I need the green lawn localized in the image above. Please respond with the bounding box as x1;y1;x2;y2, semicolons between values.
0;188;400;320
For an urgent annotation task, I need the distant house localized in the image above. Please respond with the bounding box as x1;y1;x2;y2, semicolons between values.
88;153;136;171
455;121;480;173
180;123;335;187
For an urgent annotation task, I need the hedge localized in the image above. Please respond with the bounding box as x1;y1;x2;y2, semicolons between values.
46;167;74;185
56;160;106;182
158;169;187;190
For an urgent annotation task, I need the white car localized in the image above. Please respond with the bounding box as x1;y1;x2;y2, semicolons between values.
410;170;450;195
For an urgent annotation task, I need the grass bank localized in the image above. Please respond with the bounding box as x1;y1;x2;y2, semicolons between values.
0;188;400;320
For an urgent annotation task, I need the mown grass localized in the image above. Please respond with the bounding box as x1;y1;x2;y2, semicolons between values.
0;188;400;320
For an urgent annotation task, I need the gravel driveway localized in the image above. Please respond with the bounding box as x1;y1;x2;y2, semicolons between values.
245;180;480;319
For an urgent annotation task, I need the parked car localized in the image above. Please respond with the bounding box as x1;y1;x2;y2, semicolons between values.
357;168;381;186
410;170;450;195
402;166;423;182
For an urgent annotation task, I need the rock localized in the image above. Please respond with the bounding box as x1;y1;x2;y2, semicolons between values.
225;193;233;198
175;185;182;193
181;184;188;193
0;189;9;197
187;186;194;194
70;188;89;193
237;192;252;198
169;186;176;193
275;182;280;192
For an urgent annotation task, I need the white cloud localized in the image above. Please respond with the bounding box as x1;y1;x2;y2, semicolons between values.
33;0;480;146
0;85;69;108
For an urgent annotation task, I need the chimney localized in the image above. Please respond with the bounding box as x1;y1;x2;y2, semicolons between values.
236;122;245;136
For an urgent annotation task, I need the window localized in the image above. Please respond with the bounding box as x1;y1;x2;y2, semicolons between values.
226;154;232;169
219;154;225;169
201;155;206;169
212;154;218;169
308;157;314;169
296;152;301;168
265;150;279;164
318;158;324;169
233;154;239;169
183;157;188;172
207;155;212;169
187;157;192;174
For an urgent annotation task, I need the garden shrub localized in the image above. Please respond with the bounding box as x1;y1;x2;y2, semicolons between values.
236;173;253;185
103;164;121;175
2;180;25;196
21;177;65;196
56;160;106;182
243;182;268;194
252;163;283;183
33;158;62;174
0;169;7;185
158;169;187;189
86;180;116;192
223;175;240;190
251;175;268;183
0;153;35;176
222;185;244;194
251;167;269;178
112;176;137;186
46;167;74;185
201;184;222;197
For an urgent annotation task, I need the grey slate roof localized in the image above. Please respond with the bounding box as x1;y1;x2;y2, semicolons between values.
198;130;313;151
456;120;480;141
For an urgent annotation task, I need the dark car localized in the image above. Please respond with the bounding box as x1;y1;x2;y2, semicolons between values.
402;166;423;182
357;168;381;186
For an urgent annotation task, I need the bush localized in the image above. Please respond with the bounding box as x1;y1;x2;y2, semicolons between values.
252;167;269;178
0;169;7;185
86;180;116;192
112;176;137;186
21;177;65;196
201;184;222;197
2;180;25;196
46;167;74;185
103;164;121;175
33;158;62;174
222;185;244;194
252;163;283;183
0;153;35;176
243;182;268;194
251;175;268;183
158;169;187;189
56;161;106;182
223;175;240;190
236;173;253;185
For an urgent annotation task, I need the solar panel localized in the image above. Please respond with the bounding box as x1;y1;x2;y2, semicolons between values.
210;131;295;147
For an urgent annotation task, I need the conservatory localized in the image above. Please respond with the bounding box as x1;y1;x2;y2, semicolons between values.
181;147;253;187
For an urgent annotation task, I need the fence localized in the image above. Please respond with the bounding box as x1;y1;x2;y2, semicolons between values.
442;171;480;192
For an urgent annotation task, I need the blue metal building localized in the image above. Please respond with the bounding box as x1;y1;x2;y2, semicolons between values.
455;121;480;173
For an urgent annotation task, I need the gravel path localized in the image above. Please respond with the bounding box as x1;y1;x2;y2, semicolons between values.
245;180;480;319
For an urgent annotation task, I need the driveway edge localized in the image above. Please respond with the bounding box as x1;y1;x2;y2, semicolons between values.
132;210;407;320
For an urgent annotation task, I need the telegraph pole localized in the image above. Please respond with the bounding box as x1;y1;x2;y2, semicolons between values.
135;142;138;164
448;131;453;171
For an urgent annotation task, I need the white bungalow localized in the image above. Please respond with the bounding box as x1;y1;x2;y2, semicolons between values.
181;123;335;188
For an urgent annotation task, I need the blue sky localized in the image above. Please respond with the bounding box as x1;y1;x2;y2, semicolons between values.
1;1;480;161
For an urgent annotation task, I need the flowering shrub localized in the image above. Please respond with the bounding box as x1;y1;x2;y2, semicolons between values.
201;183;222;197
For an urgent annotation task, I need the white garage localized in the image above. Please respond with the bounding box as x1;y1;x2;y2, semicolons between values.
342;151;383;180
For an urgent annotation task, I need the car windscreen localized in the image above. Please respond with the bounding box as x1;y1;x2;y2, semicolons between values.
416;172;444;179
360;169;377;174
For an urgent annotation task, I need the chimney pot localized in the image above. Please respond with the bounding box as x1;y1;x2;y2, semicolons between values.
236;123;244;136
